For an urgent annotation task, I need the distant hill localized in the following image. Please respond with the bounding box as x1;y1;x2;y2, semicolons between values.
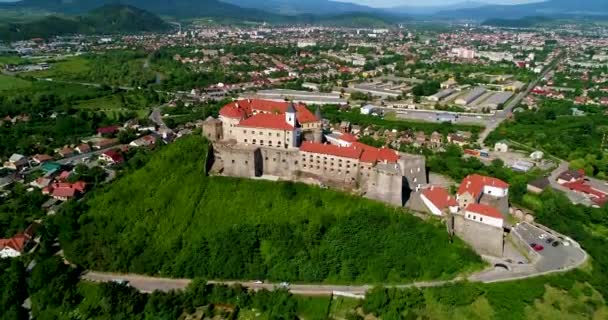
481;16;554;28
438;0;608;20
221;0;373;16
0;0;278;19
388;1;486;16
0;4;170;41
296;12;398;28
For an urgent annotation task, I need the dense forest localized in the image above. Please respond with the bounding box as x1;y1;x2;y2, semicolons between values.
54;135;482;284
486;99;608;178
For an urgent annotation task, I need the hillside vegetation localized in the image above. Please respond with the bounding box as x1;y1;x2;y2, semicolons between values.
0;4;169;41
56;135;482;283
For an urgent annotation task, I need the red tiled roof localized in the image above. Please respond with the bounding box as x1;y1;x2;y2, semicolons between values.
300;141;362;159
97;125;120;135
219;99;318;123
563;180;607;200
340;133;358;143
422;187;458;210
33;154;53;163
52;187;76;199
0;234;27;252
238;113;295;131
102;150;124;163
465;203;504;219
458;174;509;197
353;142;399;164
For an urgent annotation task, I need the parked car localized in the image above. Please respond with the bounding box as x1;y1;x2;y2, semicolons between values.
279;282;290;288
552;241;560;247
530;243;544;251
539;234;547;240
546;238;554;244
253;280;264;284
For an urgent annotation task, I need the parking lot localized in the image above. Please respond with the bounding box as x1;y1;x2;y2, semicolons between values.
512;222;586;272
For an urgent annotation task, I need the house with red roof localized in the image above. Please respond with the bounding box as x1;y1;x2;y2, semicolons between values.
100;150;124;166
0;234;28;258
0;224;37;258
97;125;120;137
457;174;509;208
464;203;504;228
50;181;87;201
421;186;458;216
32;154;53;164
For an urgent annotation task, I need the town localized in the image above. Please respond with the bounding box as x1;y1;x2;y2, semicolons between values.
1;4;608;319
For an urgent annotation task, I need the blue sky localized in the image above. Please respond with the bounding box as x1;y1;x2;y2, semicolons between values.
338;0;542;7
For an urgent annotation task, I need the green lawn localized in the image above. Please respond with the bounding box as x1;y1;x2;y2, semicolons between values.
295;296;331;320
0;75;31;91
26;56;90;79
0;55;27;65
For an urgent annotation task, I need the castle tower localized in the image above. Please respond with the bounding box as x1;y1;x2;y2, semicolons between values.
286;102;297;127
313;106;323;143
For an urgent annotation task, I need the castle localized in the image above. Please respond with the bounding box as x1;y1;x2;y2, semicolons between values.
202;99;427;206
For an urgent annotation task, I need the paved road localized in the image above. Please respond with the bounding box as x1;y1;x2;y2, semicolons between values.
82;222;588;296
82;272;461;297
513;222;586;273
476;53;561;146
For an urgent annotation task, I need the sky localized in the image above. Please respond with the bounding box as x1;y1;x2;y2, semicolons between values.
336;0;543;8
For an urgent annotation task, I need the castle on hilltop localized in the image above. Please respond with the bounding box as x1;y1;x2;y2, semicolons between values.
202;99;427;206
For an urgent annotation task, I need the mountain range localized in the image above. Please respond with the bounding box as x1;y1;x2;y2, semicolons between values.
437;0;608;19
0;0;278;19
1;0;606;21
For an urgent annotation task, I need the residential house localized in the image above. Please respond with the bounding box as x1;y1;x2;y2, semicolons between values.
50;181;86;201
100;150;124;165
75;143;91;154
93;138;119;150
447;133;468;147
32;154;53;164
129;135;157;148
494;141;509;153
30;177;52;189
0;224;37;259
557;169;585;185
0;234;28;258
97;125;120;137
4;153;28;170
414;131;426;147
527;177;550;194
429;132;442;149
56;147;75;158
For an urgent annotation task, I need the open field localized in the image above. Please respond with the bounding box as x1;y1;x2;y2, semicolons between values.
25;56;91;79
0;74;31;90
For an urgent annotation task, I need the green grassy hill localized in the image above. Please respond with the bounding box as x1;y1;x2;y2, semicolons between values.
57;135;482;283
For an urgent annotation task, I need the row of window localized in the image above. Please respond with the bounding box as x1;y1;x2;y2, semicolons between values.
302;163;352;175
467;214;484;222
302;154;351;164
244;129;282;137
